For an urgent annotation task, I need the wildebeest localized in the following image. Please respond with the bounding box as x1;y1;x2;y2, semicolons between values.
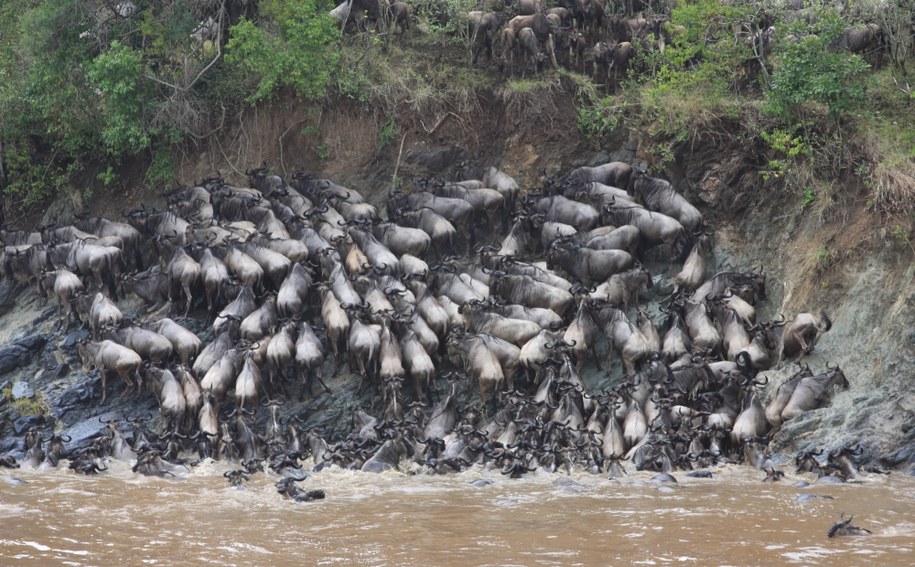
47;239;123;299
76;339;143;403
567;161;633;191
517;27;547;77
104;324;174;366
779;363;848;422
467;11;505;65
607;41;633;84
827;514;871;537
387;1;411;34
602;202;686;257
446;330;519;412
627;170;703;233
829;23;884;64
672;233;711;293
547;239;633;286
767;311;833;365
594;303;653;375
764;363;813;428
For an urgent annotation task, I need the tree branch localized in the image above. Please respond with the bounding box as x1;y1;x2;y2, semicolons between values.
141;0;225;94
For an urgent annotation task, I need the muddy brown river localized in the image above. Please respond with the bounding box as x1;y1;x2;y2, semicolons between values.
2;463;913;566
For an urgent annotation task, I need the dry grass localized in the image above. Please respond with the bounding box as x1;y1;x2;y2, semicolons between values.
871;157;915;213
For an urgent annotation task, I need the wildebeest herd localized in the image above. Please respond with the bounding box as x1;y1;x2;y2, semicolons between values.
331;0;888;86
1;156;867;502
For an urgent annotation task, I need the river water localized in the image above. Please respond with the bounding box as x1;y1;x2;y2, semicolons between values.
2;463;913;566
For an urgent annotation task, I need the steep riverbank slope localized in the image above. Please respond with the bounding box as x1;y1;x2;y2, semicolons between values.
1;40;913;470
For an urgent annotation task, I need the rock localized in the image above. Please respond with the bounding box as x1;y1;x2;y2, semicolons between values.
587;152;610;166
0;437;21;454
11;381;33;400
0;335;47;376
34;306;57;326
697;172;724;205
51;373;99;418
13;414;46;435
880;442;915;467
60;414;113;452
60;329;90;352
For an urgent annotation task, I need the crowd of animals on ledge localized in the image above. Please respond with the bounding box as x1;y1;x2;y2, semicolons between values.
330;0;887;85
1;154;879;501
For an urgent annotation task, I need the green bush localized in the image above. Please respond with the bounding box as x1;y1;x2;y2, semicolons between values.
86;41;151;155
577;95;626;146
628;0;753;143
767;8;870;119
0;1;343;204
225;0;339;102
378;114;399;150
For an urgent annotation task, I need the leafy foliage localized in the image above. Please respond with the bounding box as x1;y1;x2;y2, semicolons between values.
577;95;626;146
760;127;812;181
645;0;756;92
86;41;151;155
0;0;341;203
0;1;96;201
225;0;339;102
767;9;870;118
626;0;755;145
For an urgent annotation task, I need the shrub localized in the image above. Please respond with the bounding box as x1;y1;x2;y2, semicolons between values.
86;41;151;155
767;8;870;119
225;0;339;102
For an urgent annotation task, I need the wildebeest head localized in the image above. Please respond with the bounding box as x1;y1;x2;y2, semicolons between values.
827;513;871;537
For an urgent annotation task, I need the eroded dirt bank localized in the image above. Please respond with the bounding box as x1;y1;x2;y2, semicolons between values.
1;83;913;471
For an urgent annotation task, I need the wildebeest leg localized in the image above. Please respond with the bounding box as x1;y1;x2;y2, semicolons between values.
412;375;425;403
623;358;635;377
798;335;812;354
329;350;339;377
99;369;109;404
313;370;332;396
183;284;193;318
548;35;558;69
466;225;476;257
105;269;119;301
295;361;310;402
134;371;144;400
356;357;368;393
589;341;602;370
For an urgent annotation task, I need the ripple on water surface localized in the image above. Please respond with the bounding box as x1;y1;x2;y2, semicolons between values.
1;465;913;565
